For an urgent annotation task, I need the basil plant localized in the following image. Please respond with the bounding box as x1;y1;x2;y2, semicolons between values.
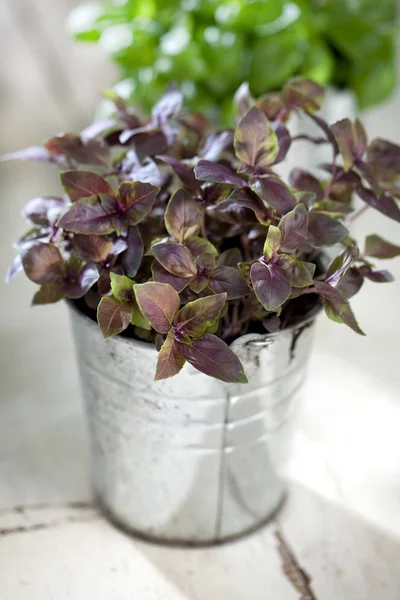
69;0;397;118
5;78;400;383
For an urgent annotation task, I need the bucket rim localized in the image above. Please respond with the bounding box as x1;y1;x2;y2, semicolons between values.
67;297;322;351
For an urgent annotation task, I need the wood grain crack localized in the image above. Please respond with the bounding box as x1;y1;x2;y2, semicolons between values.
0;514;100;537
0;501;94;516
275;528;318;600
0;502;100;538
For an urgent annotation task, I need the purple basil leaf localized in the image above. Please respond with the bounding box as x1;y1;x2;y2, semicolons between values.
295;191;318;210
65;254;86;279
131;304;152;331
109;275;150;330
58;196;115;235
0;145;54;163
234;82;255;116
288;287;308;300
189;274;210;294
250;175;297;214
22;196;66;227
313;280;345;302
5;254;23;283
234;106;278;169
118;149;163;185
123;129;168;156
179;333;248;383
314;281;365;335
353;120;368;159
367;139;400;174
134;282;180;334
200;131;234;161
152;85;183;128
102;90;142;128
272;121;291;164
120;125;148;144
256;92;286;120
215;197;258;226
337;267;364;299
279;203;309;252
80;119;117;142
331;119;355;171
14;227;53;251
32;283;65;305
165;189;201;242
313;199;353;216
194;251;215;271
225;187;270;224
185;237;218;260
151;260;189;292
326;244;358;287
194;160;246;187
46;134;110;166
262;314;281;333
356;187;400;223
174;293;227;337
355;161;382;197
209;265;250;300
99;194;127;235
331;119;362;171
364;234;400;259
72;234;113;263
216;248;242;267
309;114;338;154
118;181;160;226
263;225;281;260
282;77;325;112
21;242;65;285
326;299;365;336
120;226;144;277
157;155;200;193
109;272;135;305
155;331;186;380
289;169;324;201
238;261;251;281
308;212;348;246
360;267;394;283
201;183;228;207
152;241;197;278
64;262;99;299
250;261;291;311
61;170;114;202
97;266;112;296
97;295;132;338
111;236;129;256
277;255;315;288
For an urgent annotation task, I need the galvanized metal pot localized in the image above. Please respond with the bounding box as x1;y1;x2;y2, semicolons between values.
69;302;319;545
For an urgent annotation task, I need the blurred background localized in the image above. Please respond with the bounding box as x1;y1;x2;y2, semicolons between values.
0;2;400;597
0;0;399;510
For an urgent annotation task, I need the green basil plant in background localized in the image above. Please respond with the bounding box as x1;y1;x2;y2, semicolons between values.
4;78;400;383
68;0;397;121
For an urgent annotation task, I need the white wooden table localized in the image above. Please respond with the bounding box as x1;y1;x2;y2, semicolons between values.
1;1;400;597
1;317;400;600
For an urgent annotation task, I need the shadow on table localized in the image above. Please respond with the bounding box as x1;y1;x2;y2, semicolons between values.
135;481;400;600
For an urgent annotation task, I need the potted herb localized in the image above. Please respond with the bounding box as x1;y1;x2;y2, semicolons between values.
5;78;400;545
68;0;397;120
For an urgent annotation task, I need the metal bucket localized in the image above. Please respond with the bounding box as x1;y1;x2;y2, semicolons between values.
69;302;319;545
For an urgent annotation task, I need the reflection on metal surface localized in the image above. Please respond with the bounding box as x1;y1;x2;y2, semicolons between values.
69;304;318;544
